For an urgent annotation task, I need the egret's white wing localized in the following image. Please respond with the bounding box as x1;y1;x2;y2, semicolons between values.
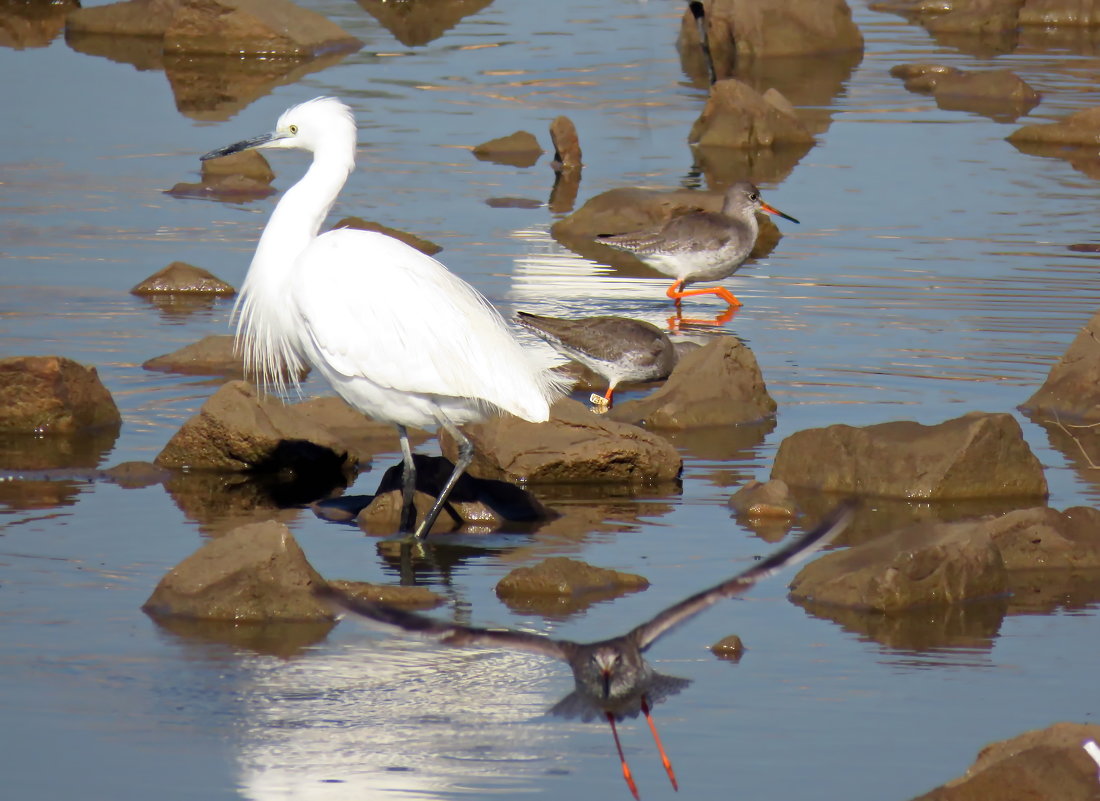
292;229;559;420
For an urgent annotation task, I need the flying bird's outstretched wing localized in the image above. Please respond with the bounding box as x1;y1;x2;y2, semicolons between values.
630;502;856;652
315;584;575;663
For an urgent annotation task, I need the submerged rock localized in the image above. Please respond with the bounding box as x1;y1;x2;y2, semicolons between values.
130;261;235;296
0;356;122;434
906;721;1100;801
549;115;582;169
142;520;332;621
472;130;543;167
68;0;363;58
771;412;1048;500
495;557;649;616
167;149;275;201
727;479;796;518
143;335;246;377
441;398;682;485
892;64;1040;121
330;216;442;256
789;521;1008;612
155;380;357;475
609;336;776;428
324;579;444;611
1020;307;1100;422
1008;107;1100;147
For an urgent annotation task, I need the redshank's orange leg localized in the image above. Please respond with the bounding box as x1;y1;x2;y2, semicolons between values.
666;280;742;308
603;387;615;405
641;697;678;791
606;712;640;800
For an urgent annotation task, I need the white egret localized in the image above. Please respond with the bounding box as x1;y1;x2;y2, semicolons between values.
202;97;566;539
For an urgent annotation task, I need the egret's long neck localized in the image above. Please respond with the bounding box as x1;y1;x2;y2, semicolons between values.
235;146;354;393
254;149;353;274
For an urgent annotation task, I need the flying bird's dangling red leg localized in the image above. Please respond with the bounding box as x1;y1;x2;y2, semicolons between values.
607;711;640;800
641;696;678;791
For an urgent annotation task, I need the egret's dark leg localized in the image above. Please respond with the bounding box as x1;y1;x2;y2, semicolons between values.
396;424;417;534
410;418;473;540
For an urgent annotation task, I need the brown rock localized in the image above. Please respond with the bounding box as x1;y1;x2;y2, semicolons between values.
143;335;244;377
166;149;275;201
688;79;814;149
496;557;649;616
909;721;1100;801
330;216;442;256
923;0;1024;35
609;337;776;429
979;505;1100;570
102;461;172;489
440;398;682;485
1020;308;1100;421
789;521;1008;612
154;380;357;473
677;0;864;75
0;356;122;434
1020;1;1100;26
167;0;361;56
142;520;333;621
771;412;1048;500
324;579;444;611
472;130;543;167
892;65;1040;120
130;261;235;296
291;395;429;462
1009;107;1100;147
66;0;177;37
710;634;745;661
549;115;582;169
728;479;796;518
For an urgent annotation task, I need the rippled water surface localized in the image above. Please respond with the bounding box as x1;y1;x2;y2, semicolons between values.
3;2;1100;800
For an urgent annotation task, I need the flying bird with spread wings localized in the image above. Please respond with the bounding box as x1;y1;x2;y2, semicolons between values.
316;502;854;798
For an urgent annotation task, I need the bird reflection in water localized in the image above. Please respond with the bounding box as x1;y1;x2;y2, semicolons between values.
316;503;854;798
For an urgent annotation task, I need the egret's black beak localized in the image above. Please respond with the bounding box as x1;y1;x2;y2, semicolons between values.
201;132;278;161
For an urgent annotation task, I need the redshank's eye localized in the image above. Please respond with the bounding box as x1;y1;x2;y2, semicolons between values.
749;192;759;202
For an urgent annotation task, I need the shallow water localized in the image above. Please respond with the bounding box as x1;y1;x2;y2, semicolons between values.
2;1;1100;799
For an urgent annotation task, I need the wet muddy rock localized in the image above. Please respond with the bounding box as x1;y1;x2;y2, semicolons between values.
0;356;122;434
677;0;864;75
689;79;814;149
143;335;247;378
472;130;543;168
441;398;682;485
142;520;333;621
324;579;444;611
1020;307;1100;422
68;0;363;58
496;557;649;617
1009;106;1100;147
771;412;1048;499
331;216;442;256
130;261;235;296
727;479;796;518
609;336;776;429
155;380;357;475
789;520;1008;612
710;634;745;661
167;149;275;201
967;505;1100;570
907;721;1100;801
892;64;1040;121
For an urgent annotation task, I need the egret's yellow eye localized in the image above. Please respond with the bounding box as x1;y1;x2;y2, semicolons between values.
289;124;299;134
